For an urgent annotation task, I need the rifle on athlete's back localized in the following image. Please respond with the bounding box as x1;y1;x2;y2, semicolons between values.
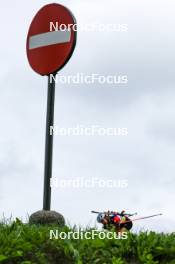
91;210;137;217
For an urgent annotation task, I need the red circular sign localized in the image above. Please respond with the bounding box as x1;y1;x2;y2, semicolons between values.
26;3;76;75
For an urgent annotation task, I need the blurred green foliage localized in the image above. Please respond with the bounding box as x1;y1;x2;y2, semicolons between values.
0;219;174;264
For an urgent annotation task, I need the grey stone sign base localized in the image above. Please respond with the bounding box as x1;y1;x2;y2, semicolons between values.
29;210;65;225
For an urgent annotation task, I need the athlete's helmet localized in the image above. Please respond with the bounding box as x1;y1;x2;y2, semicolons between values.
97;213;105;223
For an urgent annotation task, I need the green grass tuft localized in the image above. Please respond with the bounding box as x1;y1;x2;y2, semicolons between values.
0;219;174;264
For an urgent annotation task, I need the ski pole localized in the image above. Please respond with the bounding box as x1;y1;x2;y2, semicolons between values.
120;213;163;224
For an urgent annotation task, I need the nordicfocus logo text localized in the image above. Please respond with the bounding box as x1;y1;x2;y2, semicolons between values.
50;177;128;189
49;73;128;85
50;230;128;240
49;22;128;32
50;126;128;136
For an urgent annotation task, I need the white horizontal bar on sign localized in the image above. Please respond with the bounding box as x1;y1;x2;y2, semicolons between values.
29;30;71;50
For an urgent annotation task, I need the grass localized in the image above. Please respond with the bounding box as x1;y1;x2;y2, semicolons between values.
0;218;175;264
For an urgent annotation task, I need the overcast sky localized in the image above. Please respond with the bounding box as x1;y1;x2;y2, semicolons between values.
0;0;175;232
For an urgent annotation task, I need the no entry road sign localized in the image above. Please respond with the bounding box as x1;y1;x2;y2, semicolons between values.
26;3;76;75
26;3;77;212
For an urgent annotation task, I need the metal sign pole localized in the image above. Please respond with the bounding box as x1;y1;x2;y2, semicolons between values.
43;74;56;210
